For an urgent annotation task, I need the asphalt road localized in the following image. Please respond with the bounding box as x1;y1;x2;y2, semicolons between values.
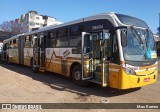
0;62;159;112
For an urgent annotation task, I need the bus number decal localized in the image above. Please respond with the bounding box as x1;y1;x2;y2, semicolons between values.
92;25;103;30
62;50;70;59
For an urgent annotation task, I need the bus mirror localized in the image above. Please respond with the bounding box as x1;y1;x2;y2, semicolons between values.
121;30;127;47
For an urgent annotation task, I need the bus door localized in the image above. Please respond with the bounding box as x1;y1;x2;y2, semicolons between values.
33;34;45;71
82;31;109;87
32;35;39;68
39;34;45;70
18;36;24;65
102;30;110;87
82;32;94;80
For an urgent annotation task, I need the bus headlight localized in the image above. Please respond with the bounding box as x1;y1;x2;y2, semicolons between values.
123;67;136;75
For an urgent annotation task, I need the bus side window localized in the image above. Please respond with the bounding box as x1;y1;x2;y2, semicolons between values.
111;34;120;64
51;38;57;47
47;31;57;48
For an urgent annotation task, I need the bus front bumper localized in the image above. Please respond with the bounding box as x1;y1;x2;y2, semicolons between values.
119;69;158;89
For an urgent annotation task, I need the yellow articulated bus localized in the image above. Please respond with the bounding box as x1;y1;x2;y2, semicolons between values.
2;12;158;89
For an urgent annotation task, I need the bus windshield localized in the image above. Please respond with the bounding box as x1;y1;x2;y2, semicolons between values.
122;27;156;61
116;13;149;28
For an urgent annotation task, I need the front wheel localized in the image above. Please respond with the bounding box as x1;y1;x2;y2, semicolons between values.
72;65;89;87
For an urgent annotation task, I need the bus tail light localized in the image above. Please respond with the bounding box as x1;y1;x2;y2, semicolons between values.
123;67;136;75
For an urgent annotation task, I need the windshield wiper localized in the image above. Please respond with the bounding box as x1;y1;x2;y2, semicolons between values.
130;26;143;44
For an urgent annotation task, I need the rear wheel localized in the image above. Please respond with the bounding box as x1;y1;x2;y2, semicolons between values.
30;59;39;73
72;65;89;86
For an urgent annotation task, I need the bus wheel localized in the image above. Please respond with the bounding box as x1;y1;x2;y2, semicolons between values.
72;65;89;87
30;59;39;73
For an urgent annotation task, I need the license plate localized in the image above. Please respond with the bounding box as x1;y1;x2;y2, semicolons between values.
144;78;150;82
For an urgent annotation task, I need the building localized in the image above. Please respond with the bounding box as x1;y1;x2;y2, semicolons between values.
20;11;62;31
15;18;21;23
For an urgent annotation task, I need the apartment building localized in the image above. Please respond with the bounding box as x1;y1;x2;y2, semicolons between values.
20;11;62;31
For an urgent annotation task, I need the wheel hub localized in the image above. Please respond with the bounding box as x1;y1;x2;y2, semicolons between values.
74;71;81;81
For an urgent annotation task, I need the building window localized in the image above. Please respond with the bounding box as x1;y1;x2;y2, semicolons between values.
36;17;40;20
36;23;40;25
30;21;35;26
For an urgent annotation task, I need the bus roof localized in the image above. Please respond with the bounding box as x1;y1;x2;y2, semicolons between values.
3;12;148;43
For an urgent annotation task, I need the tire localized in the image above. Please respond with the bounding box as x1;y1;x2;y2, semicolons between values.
30;59;39;73
72;65;89;87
